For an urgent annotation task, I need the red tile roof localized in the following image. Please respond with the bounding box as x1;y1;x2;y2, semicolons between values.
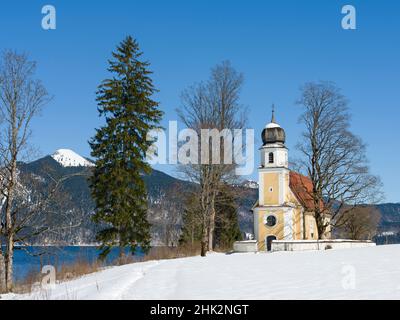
289;171;323;211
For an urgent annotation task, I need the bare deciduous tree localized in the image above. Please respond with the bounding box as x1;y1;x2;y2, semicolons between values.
177;61;246;256
295;81;383;239
335;206;381;240
0;50;51;292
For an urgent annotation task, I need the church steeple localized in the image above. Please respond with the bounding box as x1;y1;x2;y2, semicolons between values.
253;103;320;250
262;104;286;145
271;104;276;123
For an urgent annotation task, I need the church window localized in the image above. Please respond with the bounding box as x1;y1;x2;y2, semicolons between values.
310;221;314;238
265;215;277;227
268;152;274;164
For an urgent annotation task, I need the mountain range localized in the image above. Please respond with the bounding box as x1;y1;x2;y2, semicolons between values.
16;149;400;245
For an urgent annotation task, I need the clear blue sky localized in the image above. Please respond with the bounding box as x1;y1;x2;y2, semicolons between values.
0;0;398;202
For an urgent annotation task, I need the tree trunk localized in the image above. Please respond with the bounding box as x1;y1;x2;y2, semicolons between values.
200;224;208;257
200;178;209;257
118;245;125;258
5;234;14;291
0;254;6;293
4;157;17;292
208;206;216;251
191;225;194;247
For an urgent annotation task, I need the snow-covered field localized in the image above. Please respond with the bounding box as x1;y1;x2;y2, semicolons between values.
3;244;400;300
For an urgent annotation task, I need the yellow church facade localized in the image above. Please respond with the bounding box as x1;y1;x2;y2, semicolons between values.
252;109;325;251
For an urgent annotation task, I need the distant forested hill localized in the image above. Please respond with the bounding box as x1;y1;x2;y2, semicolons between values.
14;151;399;245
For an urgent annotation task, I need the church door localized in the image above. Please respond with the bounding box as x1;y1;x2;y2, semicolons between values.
266;235;277;251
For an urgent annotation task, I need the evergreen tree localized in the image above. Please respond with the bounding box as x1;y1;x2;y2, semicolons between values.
179;191;203;247
214;186;243;249
89;36;163;258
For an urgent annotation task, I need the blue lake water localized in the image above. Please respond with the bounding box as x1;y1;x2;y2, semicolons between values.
11;246;144;282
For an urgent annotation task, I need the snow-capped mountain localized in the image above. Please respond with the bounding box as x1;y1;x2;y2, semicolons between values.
242;180;259;189
18;153;197;245
51;149;94;167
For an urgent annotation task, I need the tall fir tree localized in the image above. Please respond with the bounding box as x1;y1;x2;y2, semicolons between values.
89;36;163;258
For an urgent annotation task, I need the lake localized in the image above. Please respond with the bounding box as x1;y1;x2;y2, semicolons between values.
10;246;144;282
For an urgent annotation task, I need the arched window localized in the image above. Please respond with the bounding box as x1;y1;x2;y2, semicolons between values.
268;152;274;164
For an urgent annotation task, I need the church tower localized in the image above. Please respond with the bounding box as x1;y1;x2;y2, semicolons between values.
253;106;310;251
258;106;289;207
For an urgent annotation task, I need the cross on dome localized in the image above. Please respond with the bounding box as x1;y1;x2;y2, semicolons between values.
271;104;276;123
265;104;281;129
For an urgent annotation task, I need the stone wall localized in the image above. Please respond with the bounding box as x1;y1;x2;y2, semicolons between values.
233;240;258;253
271;239;376;252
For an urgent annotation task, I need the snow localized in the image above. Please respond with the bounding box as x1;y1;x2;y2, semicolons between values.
265;122;281;129
243;180;259;189
380;231;396;236
51;149;94;167
3;245;400;300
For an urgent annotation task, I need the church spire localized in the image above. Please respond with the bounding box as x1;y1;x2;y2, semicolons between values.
271;104;276;123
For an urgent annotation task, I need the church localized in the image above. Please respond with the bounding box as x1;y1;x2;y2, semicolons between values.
251;108;330;251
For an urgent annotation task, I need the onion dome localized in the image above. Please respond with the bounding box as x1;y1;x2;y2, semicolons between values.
262;105;286;145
